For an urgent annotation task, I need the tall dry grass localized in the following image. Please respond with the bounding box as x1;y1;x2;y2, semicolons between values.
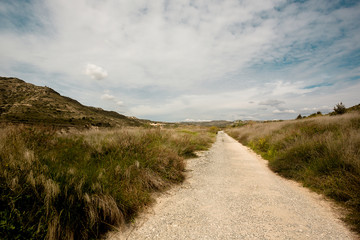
227;112;360;233
0;126;214;239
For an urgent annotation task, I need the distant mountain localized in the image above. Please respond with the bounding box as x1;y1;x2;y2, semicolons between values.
0;77;142;127
180;120;234;128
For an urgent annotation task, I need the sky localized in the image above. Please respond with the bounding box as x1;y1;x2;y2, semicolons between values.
0;0;359;122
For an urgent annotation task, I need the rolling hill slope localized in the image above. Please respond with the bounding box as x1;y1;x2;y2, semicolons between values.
0;77;141;127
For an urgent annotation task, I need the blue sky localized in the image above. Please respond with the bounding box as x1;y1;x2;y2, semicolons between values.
0;0;359;122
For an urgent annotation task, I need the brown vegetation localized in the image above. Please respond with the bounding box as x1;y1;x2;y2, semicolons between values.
0;77;141;127
0;125;214;239
227;112;360;233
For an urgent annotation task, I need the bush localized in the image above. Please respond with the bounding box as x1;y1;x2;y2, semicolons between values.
334;102;346;115
208;126;220;134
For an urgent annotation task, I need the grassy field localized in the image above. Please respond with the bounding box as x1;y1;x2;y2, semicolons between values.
0;125;215;239
226;112;360;233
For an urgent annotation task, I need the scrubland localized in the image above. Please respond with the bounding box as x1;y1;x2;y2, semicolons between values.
227;112;360;233
0;126;214;239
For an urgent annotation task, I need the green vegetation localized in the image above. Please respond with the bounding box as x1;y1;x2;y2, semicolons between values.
208;126;220;134
227;112;360;233
333;102;347;115
0;77;142;127
0;125;214;239
296;114;303;119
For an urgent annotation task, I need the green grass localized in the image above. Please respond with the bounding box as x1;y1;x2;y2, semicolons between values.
0;125;214;239
226;112;360;233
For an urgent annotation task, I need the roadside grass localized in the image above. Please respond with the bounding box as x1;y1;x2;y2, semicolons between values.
226;112;360;233
0;125;214;240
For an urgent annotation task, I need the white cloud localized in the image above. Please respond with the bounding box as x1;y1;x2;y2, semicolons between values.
85;63;108;80
0;0;359;121
301;106;331;111
101;93;115;101
183;119;212;122
264;81;314;96
273;109;296;114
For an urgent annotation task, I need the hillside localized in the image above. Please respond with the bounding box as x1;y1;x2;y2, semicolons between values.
347;103;360;112
0;77;141;127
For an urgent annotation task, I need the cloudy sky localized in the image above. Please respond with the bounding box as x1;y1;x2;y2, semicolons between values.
1;0;359;121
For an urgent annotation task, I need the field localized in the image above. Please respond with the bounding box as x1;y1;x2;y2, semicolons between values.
0;125;215;239
226;112;360;233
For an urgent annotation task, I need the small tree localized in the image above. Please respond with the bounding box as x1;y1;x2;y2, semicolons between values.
296;114;302;120
333;102;346;115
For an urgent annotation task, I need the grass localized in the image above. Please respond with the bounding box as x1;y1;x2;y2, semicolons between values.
226;112;360;233
0;125;214;239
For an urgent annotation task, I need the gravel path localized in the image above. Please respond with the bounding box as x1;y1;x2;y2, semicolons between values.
109;131;356;240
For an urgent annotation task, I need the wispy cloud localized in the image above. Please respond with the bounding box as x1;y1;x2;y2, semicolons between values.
100;93;116;101
0;0;359;121
259;99;284;107
101;91;124;109
273;109;295;114
303;82;333;89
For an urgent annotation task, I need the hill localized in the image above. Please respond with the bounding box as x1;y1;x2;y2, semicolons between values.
0;77;141;127
180;120;233;128
347;103;360;112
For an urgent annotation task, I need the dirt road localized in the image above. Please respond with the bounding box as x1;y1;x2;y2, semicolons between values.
109;131;355;239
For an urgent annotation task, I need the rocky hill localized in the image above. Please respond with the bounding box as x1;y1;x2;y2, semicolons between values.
0;77;141;128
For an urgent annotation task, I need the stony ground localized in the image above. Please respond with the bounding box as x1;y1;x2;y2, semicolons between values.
108;131;356;240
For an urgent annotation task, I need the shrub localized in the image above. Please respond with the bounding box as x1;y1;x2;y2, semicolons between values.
209;126;220;134
334;102;346;115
